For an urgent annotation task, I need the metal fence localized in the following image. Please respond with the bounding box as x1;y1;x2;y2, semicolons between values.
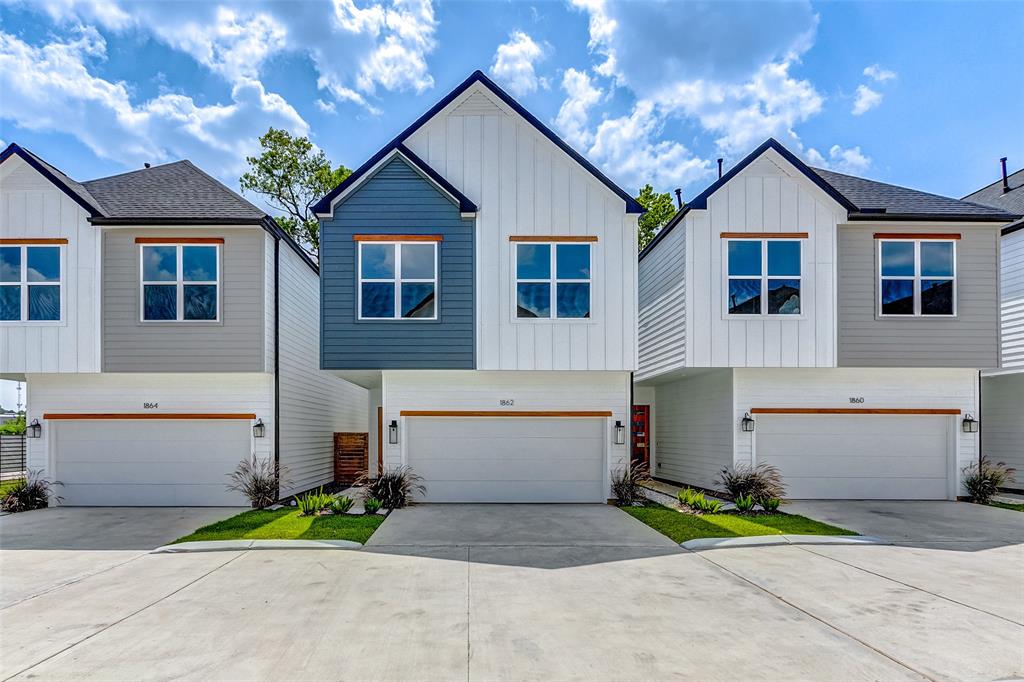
0;434;26;481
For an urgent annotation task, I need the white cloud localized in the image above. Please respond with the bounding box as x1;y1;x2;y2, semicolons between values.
20;0;439;111
851;84;882;115
315;99;337;114
489;30;548;97
554;68;602;150
586;100;711;193
0;27;309;182
806;144;871;175
863;63;896;83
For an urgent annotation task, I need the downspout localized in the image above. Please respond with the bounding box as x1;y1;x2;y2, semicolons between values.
977;369;982;474
274;236;282;500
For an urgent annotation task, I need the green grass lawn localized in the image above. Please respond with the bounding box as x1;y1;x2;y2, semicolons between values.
0;478;25;497
991;501;1024;512
623;503;856;543
173;508;385;544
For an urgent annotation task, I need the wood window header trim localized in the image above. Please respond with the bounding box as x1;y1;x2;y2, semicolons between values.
749;407;962;416
0;238;69;245
353;234;443;242
400;410;613;418
135;237;225;244
720;232;809;239
873;233;961;240
508;235;599;243
43;413;257;420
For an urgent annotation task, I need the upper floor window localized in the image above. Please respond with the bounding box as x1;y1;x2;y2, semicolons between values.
358;241;437;320
140;243;219;321
515;242;591;319
879;239;956;317
0;243;63;322
726;238;801;316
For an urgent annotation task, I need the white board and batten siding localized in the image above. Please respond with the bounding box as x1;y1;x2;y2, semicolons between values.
403;84;639;372
1000;229;1024;368
276;243;368;496
733;368;979;498
0;156;99;375
25;373;274;478
382;370;631;492
638;224;685;381
682;150;844;370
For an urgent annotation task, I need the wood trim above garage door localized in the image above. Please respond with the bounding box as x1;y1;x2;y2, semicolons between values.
399;410;613;417
43;413;257;420
750;408;961;415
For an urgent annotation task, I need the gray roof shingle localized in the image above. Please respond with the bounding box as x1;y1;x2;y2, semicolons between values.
18;147;104;215
961;168;1024;216
81;160;265;222
812;167;1016;219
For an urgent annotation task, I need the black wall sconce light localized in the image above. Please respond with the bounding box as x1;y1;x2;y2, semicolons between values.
26;419;42;438
614;420;626;445
252;418;266;438
741;412;756;433
388;419;399;444
961;414;979;433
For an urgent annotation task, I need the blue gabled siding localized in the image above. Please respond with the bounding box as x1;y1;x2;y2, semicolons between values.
320;156;475;369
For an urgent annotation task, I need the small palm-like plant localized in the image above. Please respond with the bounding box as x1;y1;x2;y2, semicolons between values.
611;463;651;506
691;494;724;514
0;470;61;513
356;466;425;509
677;488;700;507
734;493;756;512
330;496;355;514
227;455;290;508
962;457;1016;504
760;497;782;513
296;487;332;516
363;497;383;514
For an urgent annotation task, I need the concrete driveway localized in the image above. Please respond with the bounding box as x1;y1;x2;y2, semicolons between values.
1;502;1021;681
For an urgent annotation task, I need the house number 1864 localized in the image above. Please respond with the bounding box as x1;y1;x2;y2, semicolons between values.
143;402;159;409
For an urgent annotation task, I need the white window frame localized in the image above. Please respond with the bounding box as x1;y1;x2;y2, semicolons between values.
877;239;957;318
357;241;439;321
513;242;594;321
139;243;221;323
724;238;803;317
0;244;65;325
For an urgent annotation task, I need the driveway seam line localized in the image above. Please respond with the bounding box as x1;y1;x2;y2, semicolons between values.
793;544;1024;627
466;546;471;682
0;552;149;612
691;549;937;682
2;550;249;682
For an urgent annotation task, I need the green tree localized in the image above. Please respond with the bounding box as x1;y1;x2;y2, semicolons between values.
635;184;677;251
240;128;352;258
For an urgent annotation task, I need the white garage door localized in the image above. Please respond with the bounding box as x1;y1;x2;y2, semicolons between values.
755;414;953;499
406;417;606;503
53;420;251;506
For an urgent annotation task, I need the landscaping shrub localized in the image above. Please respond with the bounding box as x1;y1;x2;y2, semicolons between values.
677;488;700;506
717;463;786;503
227;455;290;508
962;457;1016;504
0;470;60;513
330;496;355;514
363;497;382;514
611;463;651;506
296;487;332;516
691;494;724;514
356;465;425;509
760;497;782;513
734;493;756;512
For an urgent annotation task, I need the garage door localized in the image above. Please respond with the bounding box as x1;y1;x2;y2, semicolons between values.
755;414;953;499
53;420;251;506
406;417;605;503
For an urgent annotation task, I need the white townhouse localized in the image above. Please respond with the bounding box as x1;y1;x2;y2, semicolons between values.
315;71;642;503
636;139;1017;500
0;144;366;505
963;160;1024;488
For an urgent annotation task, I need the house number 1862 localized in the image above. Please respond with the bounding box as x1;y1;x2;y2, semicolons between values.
499;399;515;407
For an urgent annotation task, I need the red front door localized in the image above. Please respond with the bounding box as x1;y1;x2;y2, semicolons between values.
631;405;650;468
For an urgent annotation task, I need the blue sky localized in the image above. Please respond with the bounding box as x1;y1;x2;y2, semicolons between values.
0;0;1022;409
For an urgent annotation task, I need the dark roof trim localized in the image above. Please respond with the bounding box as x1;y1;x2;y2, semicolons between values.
1002;217;1024;236
846;212;1021;223
638;206;690;261
313;142;477;215
261;217;320;274
0;143;102;217
312;70;643;215
89;217;266;225
689;138;857;212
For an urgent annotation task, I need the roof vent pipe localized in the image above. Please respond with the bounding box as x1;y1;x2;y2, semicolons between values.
674;188;683;209
717;158;723;179
144;163;151;169
1001;157;1009;193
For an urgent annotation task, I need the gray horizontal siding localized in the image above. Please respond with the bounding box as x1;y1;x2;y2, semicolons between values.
838;224;999;368
320;157;475;369
638;224;685;379
102;227;265;372
980;373;1024;482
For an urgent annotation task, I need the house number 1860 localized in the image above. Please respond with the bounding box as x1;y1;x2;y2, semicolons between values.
849;397;865;404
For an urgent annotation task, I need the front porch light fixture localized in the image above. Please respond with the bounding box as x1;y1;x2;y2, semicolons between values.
252;419;266;438
741;413;755;433
961;414;979;433
614;420;626;445
26;419;42;439
388;419;399;445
